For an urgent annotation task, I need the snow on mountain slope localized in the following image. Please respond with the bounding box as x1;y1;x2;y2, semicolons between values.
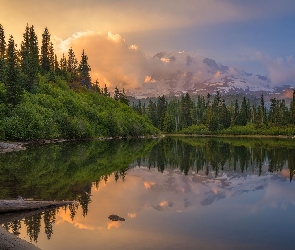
127;51;283;98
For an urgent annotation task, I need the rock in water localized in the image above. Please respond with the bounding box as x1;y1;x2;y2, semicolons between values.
108;214;125;221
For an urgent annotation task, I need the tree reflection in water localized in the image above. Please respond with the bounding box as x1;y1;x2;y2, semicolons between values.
1;137;295;243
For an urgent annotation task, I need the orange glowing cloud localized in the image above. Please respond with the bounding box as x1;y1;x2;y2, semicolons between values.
143;181;156;189
212;187;218;195
107;221;122;230
128;213;137;218
55;31;149;90
144;76;156;83
214;70;221;79
159;201;169;207
56;211;96;231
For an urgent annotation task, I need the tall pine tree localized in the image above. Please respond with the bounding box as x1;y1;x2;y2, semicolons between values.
0;24;6;83
40;27;51;73
5;36;22;106
20;24;39;91
78;49;91;88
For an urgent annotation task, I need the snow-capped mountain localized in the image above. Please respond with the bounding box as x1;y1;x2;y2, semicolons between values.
127;51;293;98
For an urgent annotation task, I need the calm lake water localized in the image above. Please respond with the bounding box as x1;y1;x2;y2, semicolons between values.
1;137;295;250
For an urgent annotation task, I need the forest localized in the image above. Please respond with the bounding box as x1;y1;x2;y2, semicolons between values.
0;24;158;140
132;91;295;135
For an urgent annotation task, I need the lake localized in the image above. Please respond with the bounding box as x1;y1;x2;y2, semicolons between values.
1;137;295;250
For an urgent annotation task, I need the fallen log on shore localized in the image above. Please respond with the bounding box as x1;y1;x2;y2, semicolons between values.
0;200;74;214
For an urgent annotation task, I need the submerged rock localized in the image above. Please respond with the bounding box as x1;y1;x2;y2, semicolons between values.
108;214;125;221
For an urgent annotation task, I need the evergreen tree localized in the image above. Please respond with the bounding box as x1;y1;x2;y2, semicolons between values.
118;88;130;105
290;90;295;125
237;97;248;126
5;36;22;106
163;111;175;133
147;100;157;127
40;27;51;73
54;54;60;72
67;47;78;73
181;93;193;128
0;24;5;83
157;95;167;130
103;84;110;96
59;53;67;76
220;99;231;129
49;42;55;71
233;99;239;125
78;49;91;88
20;24;39;91
114;86;120;101
260;94;267;125
93;80;101;93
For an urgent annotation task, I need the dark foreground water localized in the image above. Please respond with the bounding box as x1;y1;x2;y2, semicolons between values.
1;137;295;250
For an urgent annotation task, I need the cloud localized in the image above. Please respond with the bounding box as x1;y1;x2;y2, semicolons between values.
143;181;156;189
128;213;137;218
107;221;122;230
2;0;295;47
253;52;295;86
55;31;149;90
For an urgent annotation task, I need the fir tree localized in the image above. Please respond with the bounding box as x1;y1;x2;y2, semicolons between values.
103;84;110;96
60;53;67;75
114;86;120;101
49;42;55;71
41;27;51;73
5;36;22;106
20;24;39;91
181;93;193;128
118;88;129;105
0;24;6;83
67;47;78;84
67;47;78;73
78;49;91;88
93;80;101;93
290;90;295;125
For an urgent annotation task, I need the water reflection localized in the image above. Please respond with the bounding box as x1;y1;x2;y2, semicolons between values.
1;137;295;249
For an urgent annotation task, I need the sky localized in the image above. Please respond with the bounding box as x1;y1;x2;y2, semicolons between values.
1;0;295;89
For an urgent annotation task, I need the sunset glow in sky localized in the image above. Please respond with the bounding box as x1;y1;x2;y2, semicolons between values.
1;0;295;88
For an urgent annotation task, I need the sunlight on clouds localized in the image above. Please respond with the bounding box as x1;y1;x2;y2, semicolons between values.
56;212;96;231
159;201;169;207
212;187;218;195
144;76;156;83
129;45;138;50
128;213;137;218
107;31;123;43
107;221;122;230
161;58;170;63
143;181;156;189
214;70;221;79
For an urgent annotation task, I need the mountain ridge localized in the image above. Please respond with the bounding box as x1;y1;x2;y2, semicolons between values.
127;51;293;99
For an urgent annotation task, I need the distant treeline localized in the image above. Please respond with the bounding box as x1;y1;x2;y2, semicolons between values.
0;24;158;140
132;91;295;135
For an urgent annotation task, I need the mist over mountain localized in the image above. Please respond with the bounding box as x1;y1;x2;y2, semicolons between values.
127;51;294;98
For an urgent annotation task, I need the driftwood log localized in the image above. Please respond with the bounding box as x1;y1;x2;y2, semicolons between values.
0;200;74;214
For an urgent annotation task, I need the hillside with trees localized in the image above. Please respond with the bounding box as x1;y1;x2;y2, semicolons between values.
0;24;158;140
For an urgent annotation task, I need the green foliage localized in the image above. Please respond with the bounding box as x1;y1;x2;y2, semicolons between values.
0;76;159;140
